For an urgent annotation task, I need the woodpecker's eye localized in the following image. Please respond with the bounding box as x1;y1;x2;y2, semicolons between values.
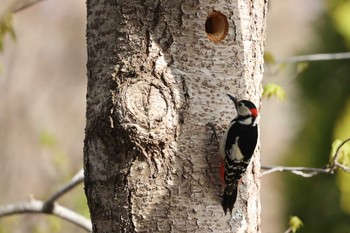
238;103;242;107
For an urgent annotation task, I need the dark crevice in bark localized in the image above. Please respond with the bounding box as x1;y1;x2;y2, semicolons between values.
232;18;237;42
178;75;190;125
120;157;136;233
153;1;162;28
145;28;151;57
127;189;136;233
178;1;184;27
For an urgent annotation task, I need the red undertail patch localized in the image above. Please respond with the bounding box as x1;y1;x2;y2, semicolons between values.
220;161;225;184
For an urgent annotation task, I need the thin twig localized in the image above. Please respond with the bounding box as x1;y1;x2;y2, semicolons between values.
0;200;91;232
277;52;350;64
283;227;292;233
329;138;350;172
335;162;350;173
44;169;84;210
11;0;46;13
0;0;46;22
261;138;350;177
260;165;331;177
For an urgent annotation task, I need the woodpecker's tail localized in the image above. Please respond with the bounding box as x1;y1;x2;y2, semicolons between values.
222;182;239;215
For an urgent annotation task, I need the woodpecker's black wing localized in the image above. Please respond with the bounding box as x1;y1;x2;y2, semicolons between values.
222;121;258;214
234;123;258;161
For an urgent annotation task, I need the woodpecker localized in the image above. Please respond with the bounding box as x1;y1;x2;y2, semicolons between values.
219;94;259;215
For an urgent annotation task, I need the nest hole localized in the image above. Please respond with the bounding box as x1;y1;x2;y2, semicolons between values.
205;11;228;42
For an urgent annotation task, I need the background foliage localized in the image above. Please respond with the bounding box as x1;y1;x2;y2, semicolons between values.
283;0;350;232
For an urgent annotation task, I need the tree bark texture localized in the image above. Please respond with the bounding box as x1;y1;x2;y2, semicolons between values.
85;0;267;232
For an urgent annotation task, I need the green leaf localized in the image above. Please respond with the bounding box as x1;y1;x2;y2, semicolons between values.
0;13;16;53
264;51;276;64
279;63;287;71
262;83;286;100
289;216;303;233
39;131;57;148
296;62;309;74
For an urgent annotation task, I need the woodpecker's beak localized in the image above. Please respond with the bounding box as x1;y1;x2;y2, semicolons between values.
227;94;238;108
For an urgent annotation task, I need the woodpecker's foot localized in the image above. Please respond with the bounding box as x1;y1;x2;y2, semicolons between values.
207;122;219;144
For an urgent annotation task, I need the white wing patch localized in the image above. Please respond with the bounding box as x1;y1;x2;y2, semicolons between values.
229;137;244;161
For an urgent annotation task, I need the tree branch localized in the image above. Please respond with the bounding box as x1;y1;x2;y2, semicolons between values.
261;138;350;177
0;200;91;232
335;162;350;173
11;0;46;13
43;169;84;210
0;169;90;232
0;0;46;22
329;138;350;173
260;165;331;177
277;52;350;64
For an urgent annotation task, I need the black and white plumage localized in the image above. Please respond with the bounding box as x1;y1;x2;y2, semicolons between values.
219;94;259;215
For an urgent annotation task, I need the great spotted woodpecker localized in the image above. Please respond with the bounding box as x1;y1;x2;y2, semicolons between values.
219;94;259;215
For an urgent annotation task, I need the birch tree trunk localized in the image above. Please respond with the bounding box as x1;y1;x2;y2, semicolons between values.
84;0;267;232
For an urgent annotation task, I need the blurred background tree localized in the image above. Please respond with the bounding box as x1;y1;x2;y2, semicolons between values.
0;0;87;232
283;0;350;232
